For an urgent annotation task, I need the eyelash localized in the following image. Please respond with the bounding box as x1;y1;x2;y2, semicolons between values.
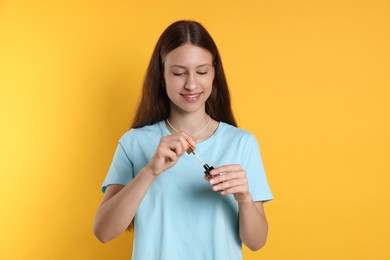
172;72;207;76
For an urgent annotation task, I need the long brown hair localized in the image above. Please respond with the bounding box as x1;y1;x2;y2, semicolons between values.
131;20;237;128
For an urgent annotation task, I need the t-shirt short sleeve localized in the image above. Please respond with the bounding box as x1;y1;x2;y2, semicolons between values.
102;133;134;192
242;133;273;202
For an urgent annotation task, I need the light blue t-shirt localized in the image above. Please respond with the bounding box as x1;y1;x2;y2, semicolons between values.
102;121;273;260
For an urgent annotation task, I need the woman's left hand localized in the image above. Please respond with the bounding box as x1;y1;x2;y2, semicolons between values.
205;164;252;203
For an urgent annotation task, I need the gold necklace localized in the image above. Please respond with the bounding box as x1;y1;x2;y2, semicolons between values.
166;115;211;136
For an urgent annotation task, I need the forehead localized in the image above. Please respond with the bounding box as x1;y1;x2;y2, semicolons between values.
164;44;213;67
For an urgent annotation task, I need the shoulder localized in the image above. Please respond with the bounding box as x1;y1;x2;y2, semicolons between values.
116;121;164;159
121;122;162;140
219;122;257;142
119;121;164;143
216;122;261;154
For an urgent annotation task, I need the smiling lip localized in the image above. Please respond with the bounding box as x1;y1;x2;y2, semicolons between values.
181;92;202;103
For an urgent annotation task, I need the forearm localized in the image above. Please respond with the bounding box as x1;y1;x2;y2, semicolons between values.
94;166;156;243
238;195;268;251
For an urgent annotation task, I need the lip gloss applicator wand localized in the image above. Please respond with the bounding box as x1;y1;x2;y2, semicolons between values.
186;143;214;179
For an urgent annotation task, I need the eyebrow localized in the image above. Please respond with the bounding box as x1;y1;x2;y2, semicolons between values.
169;64;212;69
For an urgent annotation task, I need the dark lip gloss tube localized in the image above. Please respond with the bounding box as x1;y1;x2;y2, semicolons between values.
186;142;215;179
202;164;214;179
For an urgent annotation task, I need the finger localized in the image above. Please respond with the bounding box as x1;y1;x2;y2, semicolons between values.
212;178;247;192
210;164;242;177
157;146;179;162
221;186;249;196
158;138;181;156
164;135;189;157
169;133;194;155
164;149;179;162
178;135;193;154
209;170;246;185
178;131;196;147
167;139;184;156
177;131;196;153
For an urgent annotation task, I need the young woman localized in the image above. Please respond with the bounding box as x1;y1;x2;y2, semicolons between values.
94;20;273;260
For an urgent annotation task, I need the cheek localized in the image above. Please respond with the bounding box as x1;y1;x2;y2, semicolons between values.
164;84;175;99
165;78;183;90
164;78;183;99
201;76;214;90
202;79;214;99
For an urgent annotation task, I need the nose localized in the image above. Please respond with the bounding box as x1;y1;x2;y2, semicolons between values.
184;72;197;91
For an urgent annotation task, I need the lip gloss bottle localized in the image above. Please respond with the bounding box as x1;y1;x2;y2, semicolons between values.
187;143;215;179
202;164;214;179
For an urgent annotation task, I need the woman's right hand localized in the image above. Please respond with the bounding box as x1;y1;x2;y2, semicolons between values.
146;132;195;176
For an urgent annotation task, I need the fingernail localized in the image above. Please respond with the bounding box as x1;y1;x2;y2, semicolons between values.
209;179;215;184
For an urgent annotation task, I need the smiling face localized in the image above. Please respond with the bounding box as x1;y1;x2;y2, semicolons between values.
163;44;215;115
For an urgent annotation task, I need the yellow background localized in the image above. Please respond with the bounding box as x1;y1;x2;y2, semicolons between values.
1;0;389;259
